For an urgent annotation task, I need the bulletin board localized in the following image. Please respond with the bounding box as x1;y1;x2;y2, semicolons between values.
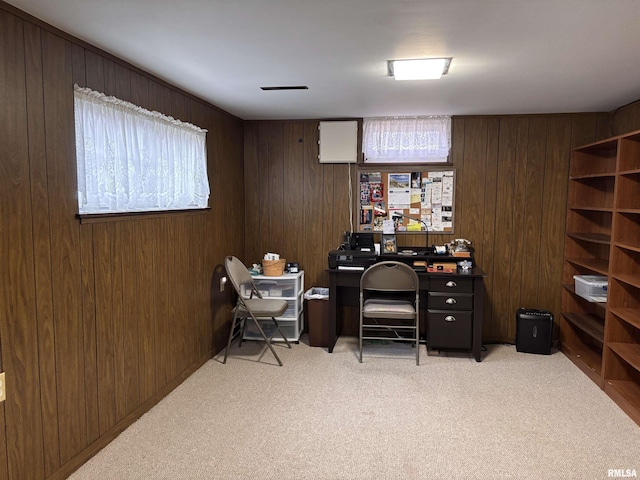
357;167;455;234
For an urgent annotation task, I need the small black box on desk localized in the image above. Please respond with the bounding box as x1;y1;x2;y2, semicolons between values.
515;308;554;355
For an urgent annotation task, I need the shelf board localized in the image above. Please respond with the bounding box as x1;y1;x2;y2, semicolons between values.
616;207;640;215
566;257;609;275
619;168;640;176
569;172;616;180
568;206;613;213
614;242;640;254
562;312;604;347
560;342;603;387
567;232;611;245
611;272;640;289
604;380;640;427
609;307;640;330
573;138;618;152
608;343;640;372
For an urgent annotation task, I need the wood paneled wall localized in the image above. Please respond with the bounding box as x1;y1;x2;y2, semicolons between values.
0;4;244;479
450;114;610;342
244;121;353;289
610;98;640;136
243;114;618;339
3;3;640;480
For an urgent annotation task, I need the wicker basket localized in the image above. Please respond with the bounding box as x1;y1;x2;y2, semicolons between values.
262;258;286;276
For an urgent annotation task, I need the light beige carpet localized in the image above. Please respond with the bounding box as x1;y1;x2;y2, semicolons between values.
70;337;640;480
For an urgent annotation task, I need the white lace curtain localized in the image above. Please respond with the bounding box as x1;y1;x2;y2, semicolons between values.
74;84;210;214
363;116;451;163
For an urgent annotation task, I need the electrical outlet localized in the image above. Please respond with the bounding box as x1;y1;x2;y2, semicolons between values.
0;372;5;402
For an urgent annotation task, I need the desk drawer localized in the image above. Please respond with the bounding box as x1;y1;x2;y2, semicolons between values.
427;311;473;350
429;277;473;293
428;292;473;310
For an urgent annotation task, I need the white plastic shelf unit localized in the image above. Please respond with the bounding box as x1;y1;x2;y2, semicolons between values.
241;271;304;343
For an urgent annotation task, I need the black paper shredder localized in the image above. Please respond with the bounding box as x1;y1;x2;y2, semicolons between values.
515;308;554;355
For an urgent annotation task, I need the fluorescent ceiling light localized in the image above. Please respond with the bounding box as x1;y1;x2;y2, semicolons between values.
388;58;451;80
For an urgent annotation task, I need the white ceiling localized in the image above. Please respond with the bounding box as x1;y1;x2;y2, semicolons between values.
7;0;640;120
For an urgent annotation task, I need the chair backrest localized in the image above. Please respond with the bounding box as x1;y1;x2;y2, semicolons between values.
360;261;419;293
225;256;256;297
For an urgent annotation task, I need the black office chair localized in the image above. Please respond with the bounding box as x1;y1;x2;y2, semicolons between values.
359;261;420;365
223;256;292;366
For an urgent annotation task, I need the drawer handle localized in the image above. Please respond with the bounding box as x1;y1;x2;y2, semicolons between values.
445;298;457;305
444;315;456;322
445;281;457;288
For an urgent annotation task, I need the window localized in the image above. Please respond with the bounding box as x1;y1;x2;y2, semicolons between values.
363;116;451;163
74;84;210;214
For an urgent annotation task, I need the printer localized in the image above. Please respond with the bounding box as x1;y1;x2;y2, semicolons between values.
328;249;377;270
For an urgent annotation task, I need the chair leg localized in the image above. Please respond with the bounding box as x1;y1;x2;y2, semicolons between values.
416;316;420;366
223;311;240;364
238;317;247;348
249;315;283;366
271;318;292;349
358;312;364;363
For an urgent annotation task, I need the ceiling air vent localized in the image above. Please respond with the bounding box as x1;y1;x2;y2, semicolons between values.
260;86;309;91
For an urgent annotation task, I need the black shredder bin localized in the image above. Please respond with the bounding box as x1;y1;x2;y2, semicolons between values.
304;288;329;347
516;308;554;355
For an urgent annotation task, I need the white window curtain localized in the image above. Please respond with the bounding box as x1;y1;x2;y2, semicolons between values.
363;116;451;163
74;84;210;214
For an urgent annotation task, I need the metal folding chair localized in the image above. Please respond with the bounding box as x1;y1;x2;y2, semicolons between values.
359;261;420;365
223;256;291;366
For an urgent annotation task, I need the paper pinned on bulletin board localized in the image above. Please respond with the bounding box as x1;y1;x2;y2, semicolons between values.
387;173;411;209
358;168;455;234
428;170;454;231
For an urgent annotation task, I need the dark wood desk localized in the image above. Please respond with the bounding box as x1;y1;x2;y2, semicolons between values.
327;266;487;361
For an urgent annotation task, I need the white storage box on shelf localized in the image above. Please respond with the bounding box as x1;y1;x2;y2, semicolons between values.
573;275;608;302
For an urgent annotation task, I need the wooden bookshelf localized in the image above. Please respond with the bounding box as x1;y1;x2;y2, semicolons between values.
562;129;640;427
